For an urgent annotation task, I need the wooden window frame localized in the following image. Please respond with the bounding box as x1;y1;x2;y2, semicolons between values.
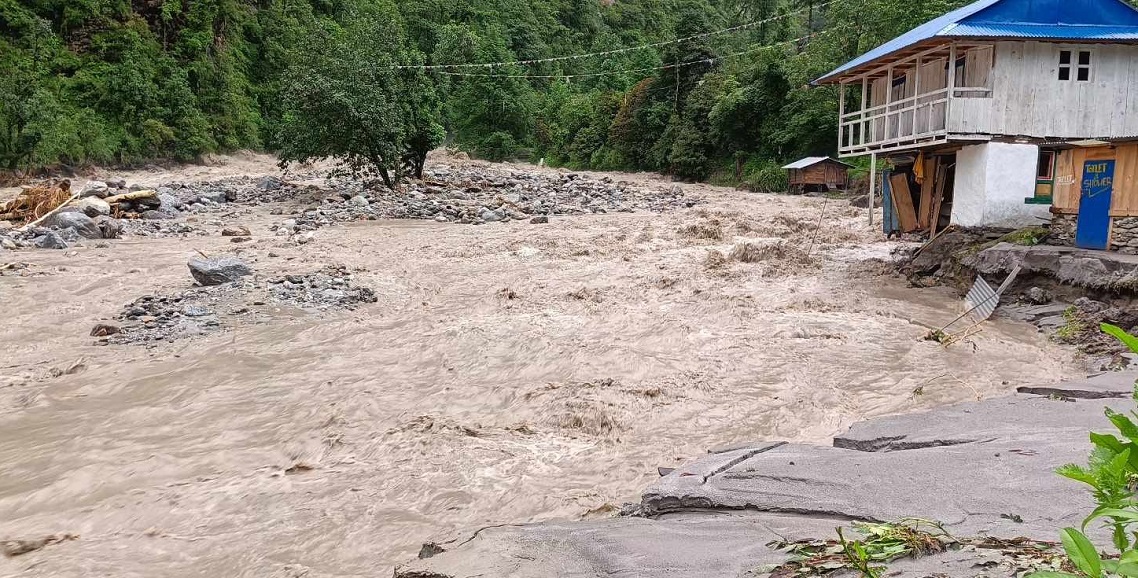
1037;150;1056;180
1028;149;1058;205
1058;48;1093;82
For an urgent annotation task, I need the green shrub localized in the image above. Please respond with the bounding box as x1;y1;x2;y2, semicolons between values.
745;160;789;193
477;132;520;162
1032;325;1138;578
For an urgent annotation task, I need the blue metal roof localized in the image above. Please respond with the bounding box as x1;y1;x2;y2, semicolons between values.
815;0;1138;84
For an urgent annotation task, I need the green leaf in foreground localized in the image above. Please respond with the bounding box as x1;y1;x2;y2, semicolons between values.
1102;324;1138;355
1060;528;1102;578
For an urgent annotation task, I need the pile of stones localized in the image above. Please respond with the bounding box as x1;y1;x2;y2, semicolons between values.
265;265;378;309
1;210;123;250
102;288;236;345
97;256;378;345
237;164;698;228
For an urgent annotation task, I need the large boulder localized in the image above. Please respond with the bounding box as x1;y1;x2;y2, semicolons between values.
257;176;283;191
46;211;101;239
79;181;109;198
133;192;162;209
94;216;123;239
71;197;111;218
479;207;502;222
33;231;68;249
188;256;252;286
199;189;234;204
157;192;184;211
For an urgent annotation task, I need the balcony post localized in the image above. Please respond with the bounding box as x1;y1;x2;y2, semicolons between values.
885;65;894;139
860;76;868;146
838;81;846;150
913;56;922;137
947;43;957;112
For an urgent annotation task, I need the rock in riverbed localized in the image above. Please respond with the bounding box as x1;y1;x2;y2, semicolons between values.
79;181;109;198
90;324;121;337
33;231;68;249
46;212;102;239
222;226;251;237
188;256;252;286
72;197;111;217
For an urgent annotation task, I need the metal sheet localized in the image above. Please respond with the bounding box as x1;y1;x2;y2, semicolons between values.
965;275;1000;322
781;157;854;170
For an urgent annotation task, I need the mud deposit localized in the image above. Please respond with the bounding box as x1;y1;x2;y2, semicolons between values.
0;154;1081;577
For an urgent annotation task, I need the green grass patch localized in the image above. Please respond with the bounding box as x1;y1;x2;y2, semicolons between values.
998;227;1049;246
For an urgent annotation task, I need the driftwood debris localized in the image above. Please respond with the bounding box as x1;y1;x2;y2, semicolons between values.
104;190;158;206
0;181;73;224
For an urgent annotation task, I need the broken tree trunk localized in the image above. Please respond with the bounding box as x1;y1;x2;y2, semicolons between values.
104;190;158;205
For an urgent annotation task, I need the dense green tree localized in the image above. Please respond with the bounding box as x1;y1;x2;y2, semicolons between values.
277;1;443;188
0;9;53;170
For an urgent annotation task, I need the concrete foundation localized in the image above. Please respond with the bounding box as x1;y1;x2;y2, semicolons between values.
951;142;1052;228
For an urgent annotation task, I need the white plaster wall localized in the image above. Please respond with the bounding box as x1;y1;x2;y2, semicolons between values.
982;142;1051;227
950;142;1052;228
951;143;989;227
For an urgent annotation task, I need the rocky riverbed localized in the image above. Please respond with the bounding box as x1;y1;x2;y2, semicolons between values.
0;153;1086;577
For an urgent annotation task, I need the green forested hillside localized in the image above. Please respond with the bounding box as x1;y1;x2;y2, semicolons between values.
2;0;979;183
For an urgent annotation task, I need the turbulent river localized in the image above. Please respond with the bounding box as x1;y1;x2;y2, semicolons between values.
0;155;1080;576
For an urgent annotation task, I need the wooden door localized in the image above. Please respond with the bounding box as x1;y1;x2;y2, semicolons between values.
1075;159;1114;250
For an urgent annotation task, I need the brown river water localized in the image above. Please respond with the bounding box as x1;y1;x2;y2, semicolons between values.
0;156;1080;577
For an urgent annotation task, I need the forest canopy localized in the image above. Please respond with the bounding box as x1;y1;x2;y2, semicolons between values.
1;0;1023;185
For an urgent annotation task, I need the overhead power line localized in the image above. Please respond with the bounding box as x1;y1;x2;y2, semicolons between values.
430;31;829;79
395;1;834;70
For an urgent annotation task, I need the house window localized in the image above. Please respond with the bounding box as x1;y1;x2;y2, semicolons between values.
1029;149;1057;205
1038;150;1055;180
1059;50;1092;82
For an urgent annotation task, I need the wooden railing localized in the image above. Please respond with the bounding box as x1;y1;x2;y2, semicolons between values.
838;86;994;156
839;87;949;156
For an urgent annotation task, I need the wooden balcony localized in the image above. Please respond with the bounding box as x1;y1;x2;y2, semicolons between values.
835;42;995;158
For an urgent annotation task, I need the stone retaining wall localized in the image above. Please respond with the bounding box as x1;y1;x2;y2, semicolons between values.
1111;217;1138;254
1050;213;1076;246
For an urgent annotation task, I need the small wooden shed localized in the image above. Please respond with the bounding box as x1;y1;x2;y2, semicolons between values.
782;157;852;193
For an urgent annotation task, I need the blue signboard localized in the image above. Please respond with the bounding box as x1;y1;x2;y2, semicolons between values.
1075;159;1114;250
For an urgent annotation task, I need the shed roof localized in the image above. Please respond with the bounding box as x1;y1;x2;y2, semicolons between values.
782;157;854;170
815;0;1138;84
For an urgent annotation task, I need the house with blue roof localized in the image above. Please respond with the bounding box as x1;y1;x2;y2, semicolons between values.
815;0;1138;252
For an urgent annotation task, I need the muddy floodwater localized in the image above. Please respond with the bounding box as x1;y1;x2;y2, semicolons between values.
0;156;1080;577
